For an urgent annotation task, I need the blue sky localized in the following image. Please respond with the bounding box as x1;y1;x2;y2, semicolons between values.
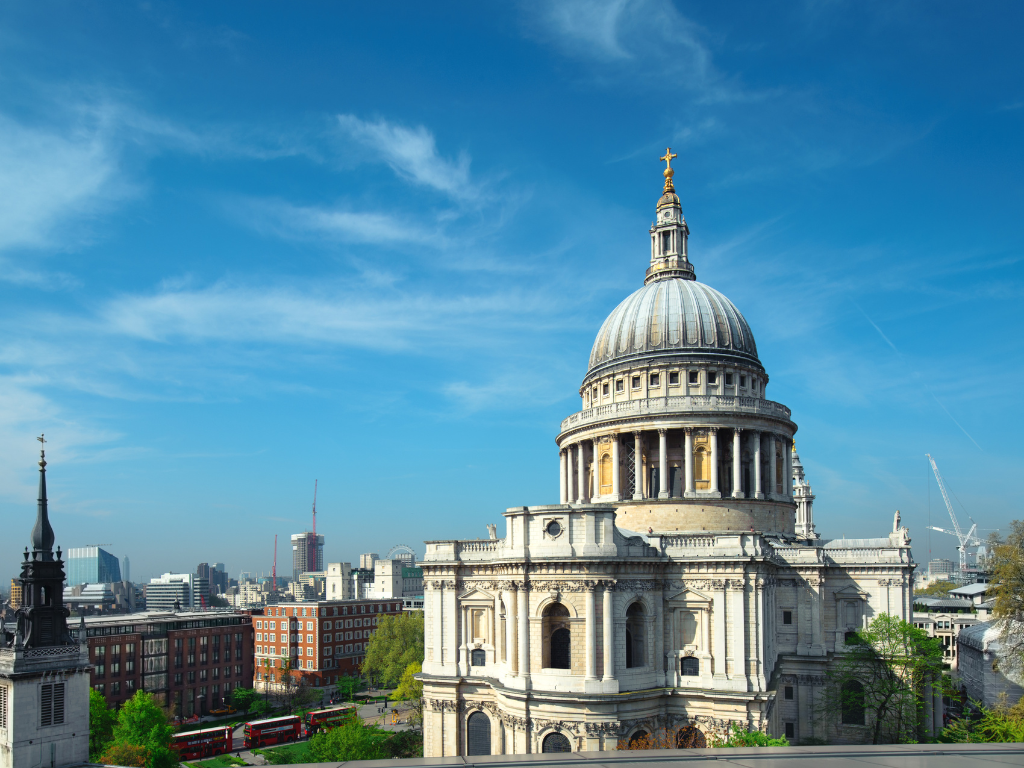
1;1;1022;583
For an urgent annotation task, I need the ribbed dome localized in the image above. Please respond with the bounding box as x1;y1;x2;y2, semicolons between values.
588;278;760;374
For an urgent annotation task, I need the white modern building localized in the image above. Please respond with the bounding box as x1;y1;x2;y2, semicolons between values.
326;562;354;601
145;573;209;611
419;158;915;756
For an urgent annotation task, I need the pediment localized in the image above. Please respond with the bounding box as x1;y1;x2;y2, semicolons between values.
457;587;495;602
833;585;870;600
665;586;712;604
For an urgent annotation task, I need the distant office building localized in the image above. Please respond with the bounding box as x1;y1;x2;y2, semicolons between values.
929;558;957;578
146;573;210;611
197;562;229;595
63;581;137;616
67;546;121;587
8;579;22;609
350;568;374;600
326;562;353;601
122;556;130;583
366;561;425;600
359;553;379;570
291;532;324;581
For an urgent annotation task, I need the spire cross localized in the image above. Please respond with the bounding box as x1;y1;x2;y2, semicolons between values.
659;148;678;191
37;433;46;458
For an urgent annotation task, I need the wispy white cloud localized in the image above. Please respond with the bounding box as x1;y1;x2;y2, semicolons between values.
525;0;739;102
336;114;477;202
233;197;447;247
0;111;134;257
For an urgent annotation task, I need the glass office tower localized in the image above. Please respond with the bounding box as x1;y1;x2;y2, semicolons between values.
66;546;122;586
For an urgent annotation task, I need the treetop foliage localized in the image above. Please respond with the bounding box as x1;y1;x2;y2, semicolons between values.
991;520;1024;678
99;691;176;768
362;612;424;689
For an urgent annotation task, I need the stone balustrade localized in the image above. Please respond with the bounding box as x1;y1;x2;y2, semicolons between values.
559;395;792;433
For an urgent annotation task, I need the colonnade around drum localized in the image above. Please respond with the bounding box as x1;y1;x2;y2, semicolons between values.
558;427;794;504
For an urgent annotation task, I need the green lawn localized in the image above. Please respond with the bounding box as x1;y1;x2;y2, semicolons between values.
254;742;311;763
184;756;247;768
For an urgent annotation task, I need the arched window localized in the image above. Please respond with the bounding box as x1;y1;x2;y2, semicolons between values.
471;649;486;666
680;656;700;676
466;711;491;756
841;680;865;725
676;725;706;749
542;732;571;753
625;602;645;668
599;452;613;495
629;730;648;748
694;447;708;485
543;603;571;670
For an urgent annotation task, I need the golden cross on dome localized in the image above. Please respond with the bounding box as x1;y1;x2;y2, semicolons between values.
659;147;677;191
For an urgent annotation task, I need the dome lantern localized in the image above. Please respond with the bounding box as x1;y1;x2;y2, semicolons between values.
647;148;694;284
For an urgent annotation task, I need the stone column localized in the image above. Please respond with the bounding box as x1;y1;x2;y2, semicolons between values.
732;429;743;499
494;591;502;665
784;438;793;500
752;431;763;499
506;588;517;674
602;585;614;680
632;431;643;501
730;581;746;685
612;436;621;500
559;450;567;504
658;429;669;499
592;438;600;499
684;428;694;496
713;580;727;682
768;433;777;499
518;587;530;680
576;443;586;504
445;583;459;668
459;606;469;673
585;587;597;680
709;428;720;495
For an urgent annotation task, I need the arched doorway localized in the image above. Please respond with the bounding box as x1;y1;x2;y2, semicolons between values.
676;725;706;749
542;732;571;753
466;711;491;756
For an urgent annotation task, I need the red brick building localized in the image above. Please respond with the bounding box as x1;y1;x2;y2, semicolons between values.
254;599;403;691
72;610;255;716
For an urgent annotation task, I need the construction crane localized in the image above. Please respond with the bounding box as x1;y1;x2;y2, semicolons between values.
272;535;278;591
925;454;979;573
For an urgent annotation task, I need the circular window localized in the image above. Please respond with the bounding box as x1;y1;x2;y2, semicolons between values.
546;521;562;537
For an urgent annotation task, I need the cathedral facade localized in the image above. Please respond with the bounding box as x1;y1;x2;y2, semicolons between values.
419;155;914;756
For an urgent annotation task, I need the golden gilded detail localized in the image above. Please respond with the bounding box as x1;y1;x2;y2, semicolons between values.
660;147;678;192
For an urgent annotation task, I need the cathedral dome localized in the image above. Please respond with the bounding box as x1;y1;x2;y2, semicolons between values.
587;277;760;375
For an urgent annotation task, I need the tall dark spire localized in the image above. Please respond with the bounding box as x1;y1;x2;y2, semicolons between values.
31;434;55;560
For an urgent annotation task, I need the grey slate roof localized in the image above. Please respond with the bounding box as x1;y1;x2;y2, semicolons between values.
588;278;760;374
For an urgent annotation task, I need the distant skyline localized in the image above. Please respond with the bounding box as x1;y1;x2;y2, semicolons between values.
2;2;1022;583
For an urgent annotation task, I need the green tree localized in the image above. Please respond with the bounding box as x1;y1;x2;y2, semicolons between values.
231;686;259;712
819;613;944;744
105;690;177;768
942;695;1024;743
306;720;390;762
990;520;1024;679
362;613;424;689
89;688;117;760
711;722;789;747
335;674;364;701
915;580;957;597
391;661;424;727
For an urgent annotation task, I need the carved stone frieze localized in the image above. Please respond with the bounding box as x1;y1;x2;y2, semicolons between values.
614;580;656;592
797;674;826;686
529;580;599;593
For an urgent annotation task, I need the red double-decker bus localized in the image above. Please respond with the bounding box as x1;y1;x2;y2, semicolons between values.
170;726;232;760
304;705;358;735
243;715;302;748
